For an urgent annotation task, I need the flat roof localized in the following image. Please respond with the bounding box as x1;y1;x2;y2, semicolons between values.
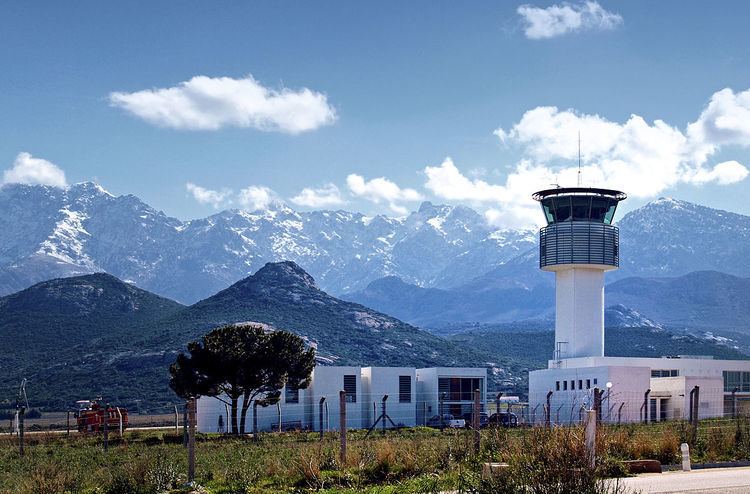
532;187;627;201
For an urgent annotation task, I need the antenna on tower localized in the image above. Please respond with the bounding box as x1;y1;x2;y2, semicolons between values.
577;131;582;186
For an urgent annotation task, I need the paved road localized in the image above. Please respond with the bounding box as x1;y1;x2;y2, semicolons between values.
617;467;750;493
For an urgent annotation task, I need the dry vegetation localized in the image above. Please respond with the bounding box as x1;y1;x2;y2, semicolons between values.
2;418;750;493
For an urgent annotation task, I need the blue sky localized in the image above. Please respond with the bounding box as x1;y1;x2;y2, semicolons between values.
1;1;750;225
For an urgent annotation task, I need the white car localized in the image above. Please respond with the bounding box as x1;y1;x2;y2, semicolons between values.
427;414;466;429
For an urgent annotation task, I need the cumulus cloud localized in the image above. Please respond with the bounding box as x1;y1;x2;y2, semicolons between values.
421;87;750;228
237;185;279;210
186;182;232;208
346;174;423;215
290;183;345;208
109;74;337;134
425;158;509;203
517;1;623;39
3;152;67;188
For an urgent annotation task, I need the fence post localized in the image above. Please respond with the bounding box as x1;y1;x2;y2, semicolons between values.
643;389;651;424
439;392;446;430
473;389;481;455
618;402;625;425
183;402;188;447
174;405;179;432
18;407;25;456
67;410;71;437
277;401;282;433
545;390;553;428
188;397;196;483
319;397;326;440
692;386;700;443
103;404;109;452
339;390;347;466
252;401;259;442
495;392;503;418
116;407;123;436
382;395;388;435
585;410;596;468
733;387;739;419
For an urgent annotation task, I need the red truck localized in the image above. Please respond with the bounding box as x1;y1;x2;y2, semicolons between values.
75;400;129;433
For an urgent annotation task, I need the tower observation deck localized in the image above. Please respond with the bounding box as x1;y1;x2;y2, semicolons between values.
533;187;627;360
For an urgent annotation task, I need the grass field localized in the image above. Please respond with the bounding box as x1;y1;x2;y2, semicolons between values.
2;419;750;494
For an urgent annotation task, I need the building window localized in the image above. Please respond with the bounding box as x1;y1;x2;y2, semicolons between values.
285;386;299;404
556;381;560;391
593;378;598;386
723;371;750;392
343;375;357;402
571;380;576;390
438;377;484;401
563;381;568;391
652;369;680;378
578;380;583;390
586;379;591;390
399;375;412;403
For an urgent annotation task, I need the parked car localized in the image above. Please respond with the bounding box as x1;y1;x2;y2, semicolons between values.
461;411;489;428
489;411;519;428
426;414;466;429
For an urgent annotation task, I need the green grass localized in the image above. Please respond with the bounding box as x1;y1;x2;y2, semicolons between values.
2;420;750;494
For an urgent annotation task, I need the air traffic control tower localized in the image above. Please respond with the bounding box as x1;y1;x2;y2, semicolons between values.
533;187;627;360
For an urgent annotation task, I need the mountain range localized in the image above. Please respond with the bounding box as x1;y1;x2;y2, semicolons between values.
0;262;526;410
0;182;535;304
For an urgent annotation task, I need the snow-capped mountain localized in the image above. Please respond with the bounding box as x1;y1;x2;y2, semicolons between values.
0;183;535;303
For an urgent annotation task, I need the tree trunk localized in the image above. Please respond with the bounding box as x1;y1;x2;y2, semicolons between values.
230;397;239;435
239;395;251;435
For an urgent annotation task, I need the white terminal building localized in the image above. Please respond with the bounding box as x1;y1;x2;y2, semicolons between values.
527;187;750;424
197;366;487;433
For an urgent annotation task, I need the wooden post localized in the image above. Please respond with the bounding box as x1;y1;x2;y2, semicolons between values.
585;410;596;468
473;389;481;455
318;397;325;440
188;398;196;483
339;390;347;466
18;407;25;456
103;404;109;452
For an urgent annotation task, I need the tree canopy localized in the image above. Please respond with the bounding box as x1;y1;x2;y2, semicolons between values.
169;323;315;434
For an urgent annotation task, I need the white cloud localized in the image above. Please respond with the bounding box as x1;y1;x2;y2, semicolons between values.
3;152;67;188
517;1;623;39
422;87;750;228
346;174;423;215
237;185;279;211
186;182;232;208
290;183;345;208
691;161;749;185
109;74;337;134
425;158;509;203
